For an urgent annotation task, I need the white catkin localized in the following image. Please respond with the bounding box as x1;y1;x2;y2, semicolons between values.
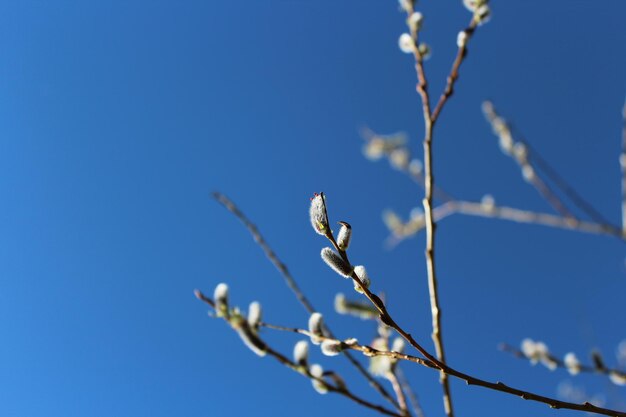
321;339;343;356
609;371;626;386
457;30;468;48
247;301;262;330
310;364;328;394
235;321;267;357
294;340;309;366
309;193;329;235
320;247;353;277
353;265;371;293
308;312;325;345
336;222;352;251
214;283;229;313
398;33;414;54
564;352;581;375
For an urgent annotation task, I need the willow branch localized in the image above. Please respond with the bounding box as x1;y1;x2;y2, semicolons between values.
260;321;626;417
397;367;427;417
482;101;576;220
385;199;623;247
402;4;459;416
387;370;410;417
211;192;400;410
621;102;626;235
430;18;478;124
500;343;626;382
194;291;402;417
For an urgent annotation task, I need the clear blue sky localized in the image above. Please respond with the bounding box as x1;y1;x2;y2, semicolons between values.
0;1;625;416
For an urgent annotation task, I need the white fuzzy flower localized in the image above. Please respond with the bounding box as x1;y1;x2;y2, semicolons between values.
564;352;581;375
475;4;491;25
321;339;343;356
389;148;410;170
369;338;393;376
609;371;626;386
308;312;325;345
353;265;371;294
392;337;405;354
294;340;309;366
321;247;353;277
309;193;329;235
247;301;262;331
214;283;229;316
337;221;352;251
310;364;328;394
232;316;267;357
457;30;468;48
398;33;415;54
408;12;423;32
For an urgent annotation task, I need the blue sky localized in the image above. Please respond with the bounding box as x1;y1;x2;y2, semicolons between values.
0;1;625;416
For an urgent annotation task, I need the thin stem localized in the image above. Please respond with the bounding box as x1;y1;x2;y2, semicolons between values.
397;368;427;417
403;4;458;415
385;200;624;247
260;320;626;417
387;371;410;417
482;102;576;220
621;101;626;235
211;192;401;410
500;343;626;381
194;291;402;417
430;19;478;124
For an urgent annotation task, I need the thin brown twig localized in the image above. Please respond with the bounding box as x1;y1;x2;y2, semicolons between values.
194;291;402;417
482;101;577;220
387;370;410;417
211;192;401;411
402;6;470;417
397;367;426;417
259;321;626;417
621;101;626;235
500;343;626;381
430;19;478;124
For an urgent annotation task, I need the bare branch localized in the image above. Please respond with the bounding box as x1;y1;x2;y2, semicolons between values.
211;192;401;410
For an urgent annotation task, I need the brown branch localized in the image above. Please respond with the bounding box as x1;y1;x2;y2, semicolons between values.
621;101;626;235
430;19;478;124
194;291;402;417
397;367;427;417
482;101;577;220
211;192;401;411
259;321;626;417
500;343;626;382
401;4;462;415
387;370;410;417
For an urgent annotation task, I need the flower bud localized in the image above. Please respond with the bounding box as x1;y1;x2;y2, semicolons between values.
294;340;309;366
564;352;581;375
353;265;371;294
609;371;626;386
231;315;267;357
392;337;405;354
475;4;491;25
310;364;328;394
408;12;423;32
214;283;229;317
398;33;415;54
247;301;262;331
457;30;468;48
321;247;353;278
418;43;431;60
308;312;325;345
321;339;343;356
337;221;352;251
309;193;329;236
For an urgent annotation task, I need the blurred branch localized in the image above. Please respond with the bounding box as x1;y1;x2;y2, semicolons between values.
482;101;576;220
500;343;626;384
